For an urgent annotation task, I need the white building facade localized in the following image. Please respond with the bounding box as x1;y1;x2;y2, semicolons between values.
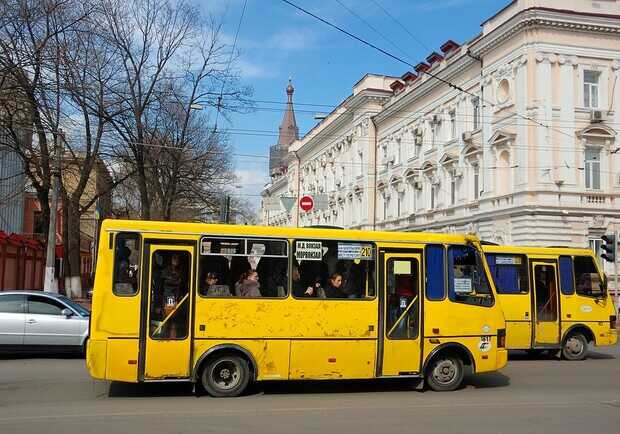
261;0;620;264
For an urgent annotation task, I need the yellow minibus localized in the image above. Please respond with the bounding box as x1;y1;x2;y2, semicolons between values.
87;220;507;396
483;245;617;360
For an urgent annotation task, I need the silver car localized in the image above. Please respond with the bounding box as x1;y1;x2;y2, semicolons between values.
0;291;89;354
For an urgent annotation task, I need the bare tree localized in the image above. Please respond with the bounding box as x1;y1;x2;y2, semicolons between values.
100;0;251;220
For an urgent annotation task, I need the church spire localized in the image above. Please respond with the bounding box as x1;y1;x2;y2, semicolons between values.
278;78;299;147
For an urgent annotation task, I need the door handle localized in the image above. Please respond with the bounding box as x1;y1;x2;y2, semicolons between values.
27;319;37;324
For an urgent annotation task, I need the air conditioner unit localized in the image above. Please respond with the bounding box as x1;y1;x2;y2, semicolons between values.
414;134;424;146
462;131;473;142
590;110;605;123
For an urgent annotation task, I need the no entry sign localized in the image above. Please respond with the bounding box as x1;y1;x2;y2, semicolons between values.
299;195;314;212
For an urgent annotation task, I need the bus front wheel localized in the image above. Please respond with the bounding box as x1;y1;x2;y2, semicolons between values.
201;354;251;397
562;332;588;361
425;355;464;392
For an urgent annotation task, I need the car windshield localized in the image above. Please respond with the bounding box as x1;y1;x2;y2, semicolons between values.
57;295;90;317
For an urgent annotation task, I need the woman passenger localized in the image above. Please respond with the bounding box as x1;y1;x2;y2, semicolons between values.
235;270;262;297
323;273;347;299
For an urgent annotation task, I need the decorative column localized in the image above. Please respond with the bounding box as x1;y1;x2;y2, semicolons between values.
535;52;553;185
514;55;528;185
558;55;577;185
482;75;494;196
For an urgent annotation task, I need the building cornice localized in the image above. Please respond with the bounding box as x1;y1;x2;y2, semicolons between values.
375;53;477;124
294;90;389;159
471;7;620;58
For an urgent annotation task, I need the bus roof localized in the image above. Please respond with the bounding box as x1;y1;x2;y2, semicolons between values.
481;244;595;256
101;219;478;245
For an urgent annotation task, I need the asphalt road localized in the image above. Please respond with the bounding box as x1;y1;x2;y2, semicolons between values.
1;345;619;434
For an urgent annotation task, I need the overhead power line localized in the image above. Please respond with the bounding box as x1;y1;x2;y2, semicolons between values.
278;0;579;144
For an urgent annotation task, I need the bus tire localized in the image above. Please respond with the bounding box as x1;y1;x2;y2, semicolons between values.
201;354;251;397
425;354;464;392
562;332;588;361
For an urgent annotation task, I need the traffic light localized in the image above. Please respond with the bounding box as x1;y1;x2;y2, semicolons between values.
601;234;617;263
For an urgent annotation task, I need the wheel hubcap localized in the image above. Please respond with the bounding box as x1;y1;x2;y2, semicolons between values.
432;359;457;384
566;337;583;356
211;360;241;390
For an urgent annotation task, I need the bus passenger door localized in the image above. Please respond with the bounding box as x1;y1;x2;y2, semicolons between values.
381;253;422;376
142;245;194;379
531;262;560;346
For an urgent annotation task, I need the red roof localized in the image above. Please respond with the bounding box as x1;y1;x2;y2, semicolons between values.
440;40;460;54
414;62;431;73
401;71;418;83
426;52;444;65
389;80;405;93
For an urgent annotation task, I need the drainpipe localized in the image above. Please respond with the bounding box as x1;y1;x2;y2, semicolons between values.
370;115;378;231
467;49;484;200
292;150;301;228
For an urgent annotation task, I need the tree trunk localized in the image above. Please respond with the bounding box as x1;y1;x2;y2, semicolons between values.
35;188;51;242
65;201;83;299
136;158;151;220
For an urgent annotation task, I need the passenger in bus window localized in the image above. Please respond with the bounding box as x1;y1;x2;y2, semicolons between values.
342;263;363;299
152;253;188;338
292;265;312;297
324;273;346;298
236;270;262;297
203;272;231;297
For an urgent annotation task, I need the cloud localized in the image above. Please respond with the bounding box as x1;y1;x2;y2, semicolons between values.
234;167;270;209
266;28;319;51
236;58;273;79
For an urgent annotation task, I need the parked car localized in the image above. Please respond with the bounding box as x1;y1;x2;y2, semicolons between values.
0;291;89;355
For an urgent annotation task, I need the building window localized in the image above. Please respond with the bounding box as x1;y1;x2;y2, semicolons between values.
397;191;403;217
472;97;481;130
396;138;402;164
383;194;389;220
449;110;456;140
450;170;456;205
583;71;600;109
588;238;604;267
584;148;601;190
430;185;436;210
473;164;480;200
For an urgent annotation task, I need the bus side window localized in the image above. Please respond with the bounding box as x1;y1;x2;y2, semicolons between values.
486;254;528;294
113;233;140;296
574;256;602;297
447;245;494;307
425;244;445;300
559;256;575;295
292;239;375;300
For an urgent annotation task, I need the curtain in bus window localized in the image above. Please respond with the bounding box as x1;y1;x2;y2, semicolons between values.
486;254;525;294
425;245;445;300
559;256;575;295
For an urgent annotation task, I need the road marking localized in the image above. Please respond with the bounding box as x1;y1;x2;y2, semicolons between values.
0;400;609;424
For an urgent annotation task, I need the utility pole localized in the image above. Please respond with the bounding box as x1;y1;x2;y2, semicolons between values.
44;129;62;293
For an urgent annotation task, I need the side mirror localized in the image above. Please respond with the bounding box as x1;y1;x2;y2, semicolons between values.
61;308;74;317
600;274;608;294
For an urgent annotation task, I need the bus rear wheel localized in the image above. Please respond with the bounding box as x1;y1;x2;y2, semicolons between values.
562;332;588;361
201;354;251;397
425;355;464;392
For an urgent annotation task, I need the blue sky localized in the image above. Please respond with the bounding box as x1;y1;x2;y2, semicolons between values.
202;0;505;208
